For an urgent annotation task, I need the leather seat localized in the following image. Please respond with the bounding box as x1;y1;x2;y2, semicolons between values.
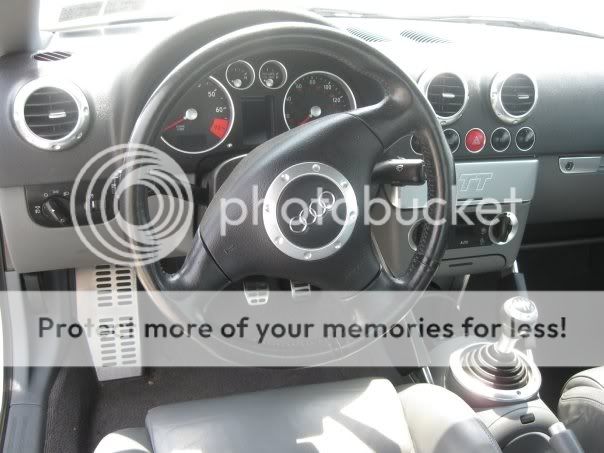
558;366;604;453
96;378;501;453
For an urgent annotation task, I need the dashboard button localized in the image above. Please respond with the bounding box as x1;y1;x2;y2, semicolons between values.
465;128;486;153
516;127;536;151
491;127;511;152
444;129;460;153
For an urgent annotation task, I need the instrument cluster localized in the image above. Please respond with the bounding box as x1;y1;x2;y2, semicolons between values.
158;52;363;155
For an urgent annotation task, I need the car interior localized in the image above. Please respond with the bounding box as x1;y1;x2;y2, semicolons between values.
1;1;604;452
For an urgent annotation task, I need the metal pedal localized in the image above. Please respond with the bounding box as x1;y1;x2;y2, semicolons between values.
75;264;142;381
290;280;312;299
243;278;270;306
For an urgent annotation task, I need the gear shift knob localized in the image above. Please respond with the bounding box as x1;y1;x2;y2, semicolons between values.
501;296;539;334
496;296;539;354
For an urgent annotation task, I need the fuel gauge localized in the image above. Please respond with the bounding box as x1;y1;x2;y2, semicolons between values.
226;60;255;90
259;60;287;89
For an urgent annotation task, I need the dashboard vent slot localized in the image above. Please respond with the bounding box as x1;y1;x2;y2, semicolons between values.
23;87;79;140
347;27;390;42
400;30;451;44
33;51;72;62
500;74;536;116
426;73;466;118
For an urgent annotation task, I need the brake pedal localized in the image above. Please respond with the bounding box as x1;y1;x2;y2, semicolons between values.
76;265;142;381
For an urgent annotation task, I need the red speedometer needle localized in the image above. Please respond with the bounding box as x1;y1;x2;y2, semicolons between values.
162;117;186;132
162;108;198;132
298;115;312;126
298;105;322;126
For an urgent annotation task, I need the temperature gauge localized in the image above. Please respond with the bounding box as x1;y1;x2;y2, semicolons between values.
225;60;255;90
259;60;287;89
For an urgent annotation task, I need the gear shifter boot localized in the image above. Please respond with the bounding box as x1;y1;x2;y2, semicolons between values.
448;296;542;405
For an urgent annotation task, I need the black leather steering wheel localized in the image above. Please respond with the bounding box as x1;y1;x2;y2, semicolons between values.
125;18;454;340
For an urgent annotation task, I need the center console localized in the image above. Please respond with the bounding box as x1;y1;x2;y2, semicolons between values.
426;287;585;452
378;149;582;450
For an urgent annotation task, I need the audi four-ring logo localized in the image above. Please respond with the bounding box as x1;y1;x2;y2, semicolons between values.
288;191;336;234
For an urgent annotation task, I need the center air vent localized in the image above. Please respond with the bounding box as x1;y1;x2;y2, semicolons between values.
13;79;90;150
418;71;468;125
490;73;538;124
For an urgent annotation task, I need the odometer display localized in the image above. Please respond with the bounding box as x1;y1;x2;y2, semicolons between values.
283;71;356;130
161;77;234;153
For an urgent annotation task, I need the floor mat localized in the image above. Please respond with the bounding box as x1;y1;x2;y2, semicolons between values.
518;243;604;290
86;366;405;452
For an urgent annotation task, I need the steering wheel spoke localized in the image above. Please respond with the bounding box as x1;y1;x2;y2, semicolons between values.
351;98;419;150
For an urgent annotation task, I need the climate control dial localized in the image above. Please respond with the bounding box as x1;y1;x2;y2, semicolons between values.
488;212;519;245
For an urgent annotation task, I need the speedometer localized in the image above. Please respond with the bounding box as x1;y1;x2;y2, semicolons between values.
283;71;356;130
161;77;234;154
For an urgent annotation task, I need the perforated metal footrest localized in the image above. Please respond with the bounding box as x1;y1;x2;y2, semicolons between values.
76;264;142;381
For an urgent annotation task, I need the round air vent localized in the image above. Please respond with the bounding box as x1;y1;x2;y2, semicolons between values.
418;71;468;125
13;78;89;150
490;73;538;124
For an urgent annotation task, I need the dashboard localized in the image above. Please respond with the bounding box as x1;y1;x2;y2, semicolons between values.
1;11;604;274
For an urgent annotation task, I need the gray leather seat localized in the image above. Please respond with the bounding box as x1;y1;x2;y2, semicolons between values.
96;378;501;453
558;366;604;453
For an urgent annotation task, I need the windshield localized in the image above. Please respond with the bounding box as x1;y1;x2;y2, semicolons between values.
39;0;603;38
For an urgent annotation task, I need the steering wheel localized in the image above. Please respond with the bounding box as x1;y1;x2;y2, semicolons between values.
125;19;454;352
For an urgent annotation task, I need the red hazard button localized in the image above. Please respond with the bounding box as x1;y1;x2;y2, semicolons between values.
465;128;486;153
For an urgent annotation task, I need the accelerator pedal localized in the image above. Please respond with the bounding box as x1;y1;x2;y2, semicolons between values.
290;280;312;299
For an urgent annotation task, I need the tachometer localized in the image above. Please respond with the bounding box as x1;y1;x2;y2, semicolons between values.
283;71;356;130
161;77;234;154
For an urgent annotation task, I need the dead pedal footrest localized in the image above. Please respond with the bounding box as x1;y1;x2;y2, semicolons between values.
75;264;142;381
